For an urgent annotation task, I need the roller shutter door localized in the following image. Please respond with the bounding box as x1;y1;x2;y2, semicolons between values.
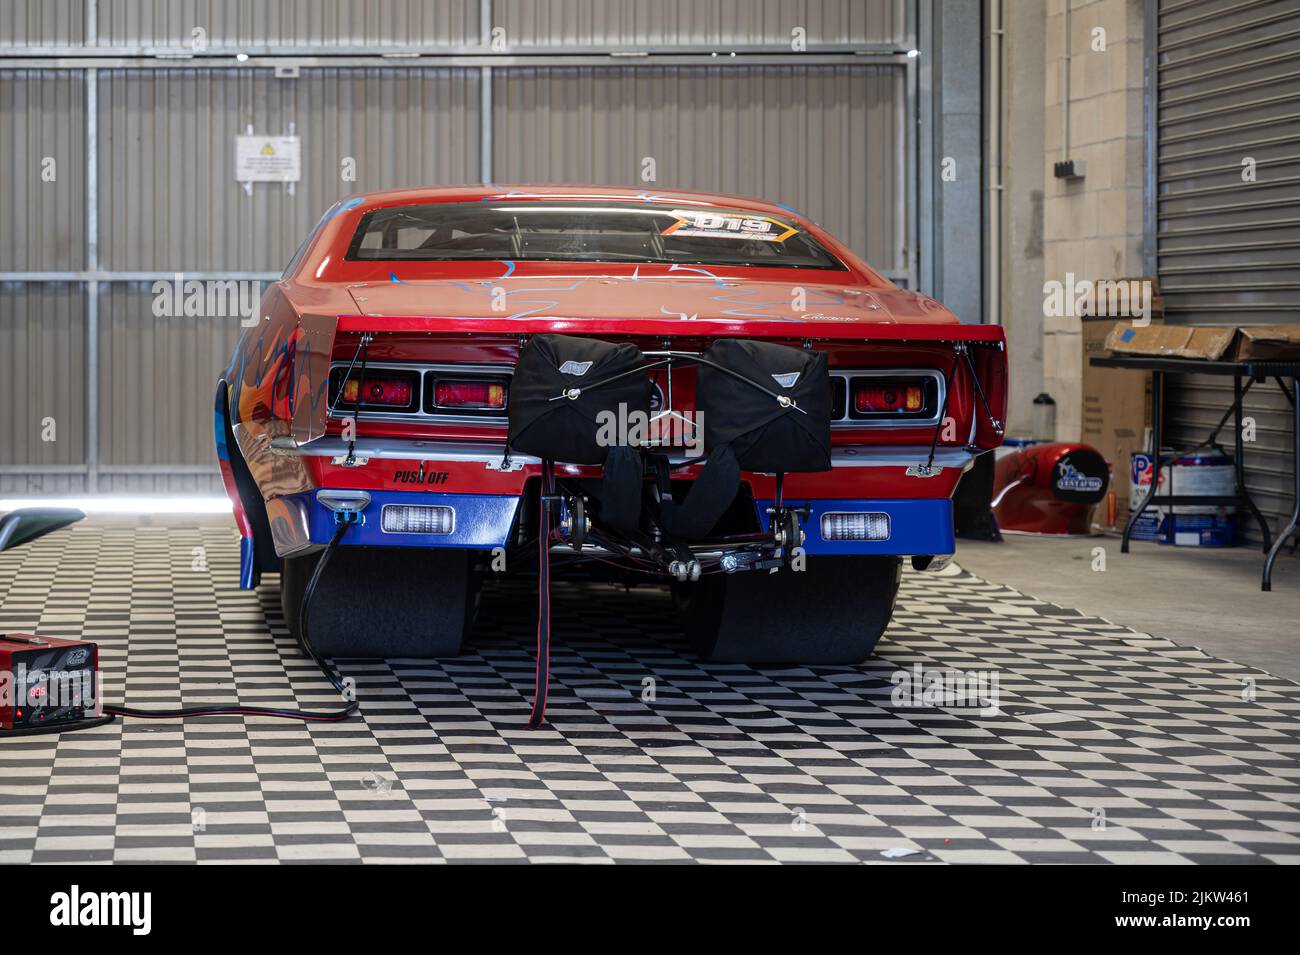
1155;0;1300;547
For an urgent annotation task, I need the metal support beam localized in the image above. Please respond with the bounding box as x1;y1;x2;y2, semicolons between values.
480;66;493;184
86;66;99;493
1143;0;1159;278
0;52;911;71
1;271;282;282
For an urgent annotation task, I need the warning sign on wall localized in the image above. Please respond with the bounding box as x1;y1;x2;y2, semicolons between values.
235;135;301;183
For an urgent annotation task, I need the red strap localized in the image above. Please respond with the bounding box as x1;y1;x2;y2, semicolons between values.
528;461;553;728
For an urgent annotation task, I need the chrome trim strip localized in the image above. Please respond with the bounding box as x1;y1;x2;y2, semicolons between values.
277;436;973;470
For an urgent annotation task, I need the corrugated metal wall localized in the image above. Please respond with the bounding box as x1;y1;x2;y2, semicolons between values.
99;69;480;271
493;66;903;267
0;1;914;497
0;284;87;483
493;0;907;48
94;1;480;49
0;1;86;47
1154;0;1300;547
2;1;905;51
0;71;86;269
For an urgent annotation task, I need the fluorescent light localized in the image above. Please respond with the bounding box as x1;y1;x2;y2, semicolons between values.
0;497;233;515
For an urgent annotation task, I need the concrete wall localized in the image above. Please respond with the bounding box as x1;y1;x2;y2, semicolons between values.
1040;0;1146;441
998;0;1046;436
998;0;1145;440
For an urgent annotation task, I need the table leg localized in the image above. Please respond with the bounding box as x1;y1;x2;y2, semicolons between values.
1123;370;1162;554
1235;373;1272;553
1262;374;1300;592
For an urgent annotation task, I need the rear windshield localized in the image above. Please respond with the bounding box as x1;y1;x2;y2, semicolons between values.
344;201;845;270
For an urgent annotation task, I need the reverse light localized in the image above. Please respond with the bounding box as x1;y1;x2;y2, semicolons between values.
432;378;508;410
853;382;924;414
821;511;891;542
381;504;455;535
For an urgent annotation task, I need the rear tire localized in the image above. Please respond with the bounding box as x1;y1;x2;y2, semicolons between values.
280;546;478;659
674;556;902;664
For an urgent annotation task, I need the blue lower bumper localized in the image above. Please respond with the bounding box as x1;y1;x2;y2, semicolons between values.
303;492;949;555
755;498;954;556
241;490;951;588
306;490;521;550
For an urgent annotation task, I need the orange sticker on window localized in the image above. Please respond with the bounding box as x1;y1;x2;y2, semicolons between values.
661;210;798;243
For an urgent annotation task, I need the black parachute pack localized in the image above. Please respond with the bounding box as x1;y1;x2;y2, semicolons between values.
509;334;652;466
662;339;833;539
509;333;651;531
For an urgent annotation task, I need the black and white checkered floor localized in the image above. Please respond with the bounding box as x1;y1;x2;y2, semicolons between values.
2;524;1298;864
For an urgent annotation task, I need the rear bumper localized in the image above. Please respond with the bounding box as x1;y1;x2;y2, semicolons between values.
242;480;955;587
289;489;950;556
304;489;520;550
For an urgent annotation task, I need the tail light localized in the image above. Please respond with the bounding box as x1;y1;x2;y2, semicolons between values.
329;368;420;413
430;377;508;411
853;382;924;414
343;377;413;407
831;372;941;423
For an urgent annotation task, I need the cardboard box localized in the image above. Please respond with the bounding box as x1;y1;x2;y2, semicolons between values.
1083;316;1157;532
1104;324;1237;360
1103;323;1300;362
1228;325;1300;361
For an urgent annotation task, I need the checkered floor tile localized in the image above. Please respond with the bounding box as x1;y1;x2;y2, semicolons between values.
2;524;1298;864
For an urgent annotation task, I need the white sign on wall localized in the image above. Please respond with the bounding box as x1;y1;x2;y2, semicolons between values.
235;135;301;183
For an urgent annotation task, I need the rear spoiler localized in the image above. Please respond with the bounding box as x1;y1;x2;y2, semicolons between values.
334;313;1008;344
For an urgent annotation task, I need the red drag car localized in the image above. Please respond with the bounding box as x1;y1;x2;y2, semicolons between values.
216;185;1006;669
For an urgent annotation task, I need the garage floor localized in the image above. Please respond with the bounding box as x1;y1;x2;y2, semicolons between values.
2;521;1298;864
955;534;1300;684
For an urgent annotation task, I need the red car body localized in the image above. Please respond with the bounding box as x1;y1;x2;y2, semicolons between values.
215;185;1006;606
